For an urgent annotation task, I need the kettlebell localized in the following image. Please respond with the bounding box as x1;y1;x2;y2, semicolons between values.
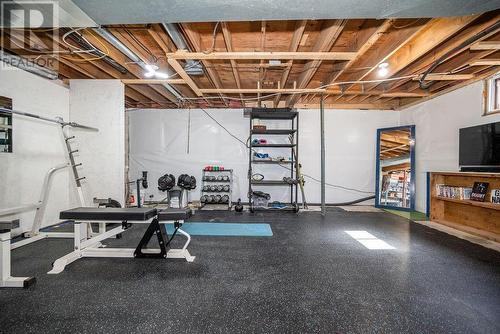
234;198;243;212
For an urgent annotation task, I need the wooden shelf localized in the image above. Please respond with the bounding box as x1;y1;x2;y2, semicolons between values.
432;196;500;211
429;172;500;242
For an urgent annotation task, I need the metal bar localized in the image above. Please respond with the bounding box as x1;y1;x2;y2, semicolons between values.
320;95;326;216
0;204;38;217
0;107;98;131
28;163;69;236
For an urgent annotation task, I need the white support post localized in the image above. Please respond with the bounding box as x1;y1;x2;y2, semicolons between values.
1;231;35;288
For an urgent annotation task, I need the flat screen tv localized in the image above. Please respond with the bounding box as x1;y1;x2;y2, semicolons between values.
459;121;500;172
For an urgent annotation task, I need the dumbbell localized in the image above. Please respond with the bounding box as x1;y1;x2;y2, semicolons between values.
222;175;230;181
210;185;217;192
210;176;216;181
203;185;209;191
200;195;208;203
217;175;223;181
222;185;230;192
221;195;229;203
214;195;222;203
216;185;224;192
207;195;215;203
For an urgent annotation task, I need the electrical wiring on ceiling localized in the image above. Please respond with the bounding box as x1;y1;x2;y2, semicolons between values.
61;27;110;62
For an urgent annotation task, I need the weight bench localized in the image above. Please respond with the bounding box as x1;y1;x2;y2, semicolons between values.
48;207;195;274
1;220;36;288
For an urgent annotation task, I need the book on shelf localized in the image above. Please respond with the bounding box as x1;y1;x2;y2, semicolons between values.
470;182;489;202
491;189;500;204
435;184;473;200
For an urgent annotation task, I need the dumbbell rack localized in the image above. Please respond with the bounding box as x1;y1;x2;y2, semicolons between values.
200;169;233;210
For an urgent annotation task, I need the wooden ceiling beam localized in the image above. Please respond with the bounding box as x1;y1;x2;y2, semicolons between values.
121;79;186;85
273;20;307;107
294;103;396;110
165;51;356;60
470;59;500;66
362;15;480;92
286;19;347;107
167;58;203;96
412;74;475;81
325;19;394;89
330;19;429;101
181;23;228;106
380;13;500;93
221;22;244;101
470;41;500;50
200;88;325;94
397;66;500;110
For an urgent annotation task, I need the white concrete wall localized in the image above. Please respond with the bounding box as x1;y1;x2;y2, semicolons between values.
128;108;399;204
69;80;126;206
0;65;70;234
399;81;500;212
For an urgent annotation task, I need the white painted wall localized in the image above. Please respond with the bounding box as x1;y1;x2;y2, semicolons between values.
0;64;70;235
128;108;399;204
69;80;126;206
399;81;500;212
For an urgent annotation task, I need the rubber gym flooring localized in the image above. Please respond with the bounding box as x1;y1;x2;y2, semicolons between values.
1;208;499;333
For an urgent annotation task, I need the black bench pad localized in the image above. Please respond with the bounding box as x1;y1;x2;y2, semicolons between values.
0;219;20;232
60;207;158;221
157;208;192;221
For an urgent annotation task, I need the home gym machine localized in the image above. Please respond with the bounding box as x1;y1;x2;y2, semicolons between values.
0;107;99;248
0;108;105;288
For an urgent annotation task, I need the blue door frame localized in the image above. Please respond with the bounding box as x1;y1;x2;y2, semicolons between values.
375;125;416;212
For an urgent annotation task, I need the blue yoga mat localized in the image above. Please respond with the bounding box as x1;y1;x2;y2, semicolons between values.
165;222;273;236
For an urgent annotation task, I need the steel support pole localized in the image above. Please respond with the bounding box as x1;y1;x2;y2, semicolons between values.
320;94;326;216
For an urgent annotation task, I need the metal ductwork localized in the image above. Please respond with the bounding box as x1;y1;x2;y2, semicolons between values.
162;23;203;76
93;27;183;100
0;50;58;80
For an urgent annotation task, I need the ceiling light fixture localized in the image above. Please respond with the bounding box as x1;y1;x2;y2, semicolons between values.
144;64;169;79
378;62;389;77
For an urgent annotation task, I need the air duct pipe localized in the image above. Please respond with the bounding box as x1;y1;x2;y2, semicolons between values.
93;27;182;100
0;50;58;80
162;23;203;75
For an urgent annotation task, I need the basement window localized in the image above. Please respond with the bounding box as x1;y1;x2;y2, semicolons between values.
484;72;500;115
0;96;13;153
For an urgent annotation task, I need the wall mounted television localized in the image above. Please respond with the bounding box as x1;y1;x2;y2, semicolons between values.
459;121;500;172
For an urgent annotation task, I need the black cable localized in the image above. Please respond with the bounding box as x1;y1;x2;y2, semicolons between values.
164;226;180;248
326;195;375;206
200;107;375;195
419;19;500;90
